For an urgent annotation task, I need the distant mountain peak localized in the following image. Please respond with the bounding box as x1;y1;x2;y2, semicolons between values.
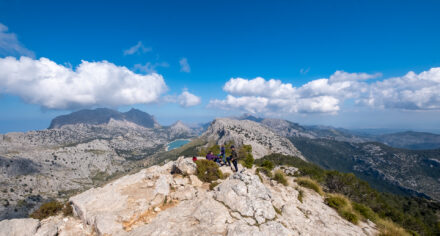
236;113;264;122
48;108;159;129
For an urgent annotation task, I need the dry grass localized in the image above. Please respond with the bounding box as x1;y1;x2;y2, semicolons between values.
273;170;288;186
295;177;323;195
325;193;359;224
376;218;411;236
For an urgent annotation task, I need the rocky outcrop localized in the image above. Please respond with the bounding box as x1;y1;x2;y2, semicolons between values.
0;157;378;235
202;118;304;159
0;218;40;236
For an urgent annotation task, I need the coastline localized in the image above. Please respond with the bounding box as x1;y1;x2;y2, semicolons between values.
165;138;192;151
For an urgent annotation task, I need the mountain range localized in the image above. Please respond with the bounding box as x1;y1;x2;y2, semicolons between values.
1;108;440;222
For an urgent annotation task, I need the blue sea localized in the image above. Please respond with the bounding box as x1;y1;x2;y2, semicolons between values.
167;139;191;151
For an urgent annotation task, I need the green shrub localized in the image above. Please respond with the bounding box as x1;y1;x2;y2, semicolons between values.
296;177;323;195
260;160;274;170
196;159;223;183
325;194;359;224
340;210;359;224
256;167;273;178
240;145;254;169
352;202;377;222
30;200;64;220
209;181;220;190
273;170;288;186
326;194;349;209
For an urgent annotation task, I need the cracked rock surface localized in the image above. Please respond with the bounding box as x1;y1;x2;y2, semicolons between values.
1;157;378;236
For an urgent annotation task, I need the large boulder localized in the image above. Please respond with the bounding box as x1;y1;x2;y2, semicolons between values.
172;156;197;175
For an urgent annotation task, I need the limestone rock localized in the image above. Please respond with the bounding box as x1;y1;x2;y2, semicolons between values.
0;218;40;236
173;156;197;175
214;171;276;224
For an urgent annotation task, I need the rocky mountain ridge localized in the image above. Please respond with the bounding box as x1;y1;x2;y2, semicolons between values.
0;157;378;236
48;108;160;129
202;118;304;159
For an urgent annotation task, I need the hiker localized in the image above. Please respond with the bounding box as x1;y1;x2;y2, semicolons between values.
220;145;226;165
206;151;217;161
227;145;239;172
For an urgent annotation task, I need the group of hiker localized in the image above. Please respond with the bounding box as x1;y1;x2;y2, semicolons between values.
204;145;240;172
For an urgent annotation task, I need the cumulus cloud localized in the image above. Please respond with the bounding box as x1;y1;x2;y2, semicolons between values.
209;68;440;114
123;41;151;55
0;56;168;109
0;23;34;58
179;58;191;73
178;90;201;107
360;68;440;110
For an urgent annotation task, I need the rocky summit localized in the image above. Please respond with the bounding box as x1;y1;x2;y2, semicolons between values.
0;157;377;236
202;118;304;160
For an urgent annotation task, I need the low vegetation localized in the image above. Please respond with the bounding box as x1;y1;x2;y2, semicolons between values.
273;170;288;186
256;167;273;178
296;177;323;195
30;200;65;220
325;194;359;224
195;159;223;183
296;188;304;203
256;153;440;236
209;181;220;190
240;145;254;169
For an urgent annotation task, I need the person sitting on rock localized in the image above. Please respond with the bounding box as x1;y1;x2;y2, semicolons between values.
206;151;217;161
227;145;239;172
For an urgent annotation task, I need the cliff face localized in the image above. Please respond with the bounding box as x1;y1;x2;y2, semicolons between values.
202;118;304;160
1;157;378;236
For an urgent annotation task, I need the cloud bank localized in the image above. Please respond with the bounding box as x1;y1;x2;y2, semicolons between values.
0;56;168;109
209;68;440;114
0;23;34;58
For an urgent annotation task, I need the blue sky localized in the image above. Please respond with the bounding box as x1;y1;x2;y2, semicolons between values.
0;0;440;133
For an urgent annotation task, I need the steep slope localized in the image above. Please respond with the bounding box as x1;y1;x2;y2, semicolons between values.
48;108;159;129
202;118;304;159
290;137;440;200
0;157;378;236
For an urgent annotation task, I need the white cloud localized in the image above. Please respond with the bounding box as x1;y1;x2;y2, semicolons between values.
0;56;168;109
0;23;34;58
209;68;440;115
123;41;151;55
360;68;440;110
133;62;169;74
179;58;191;73
178;90;201;107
